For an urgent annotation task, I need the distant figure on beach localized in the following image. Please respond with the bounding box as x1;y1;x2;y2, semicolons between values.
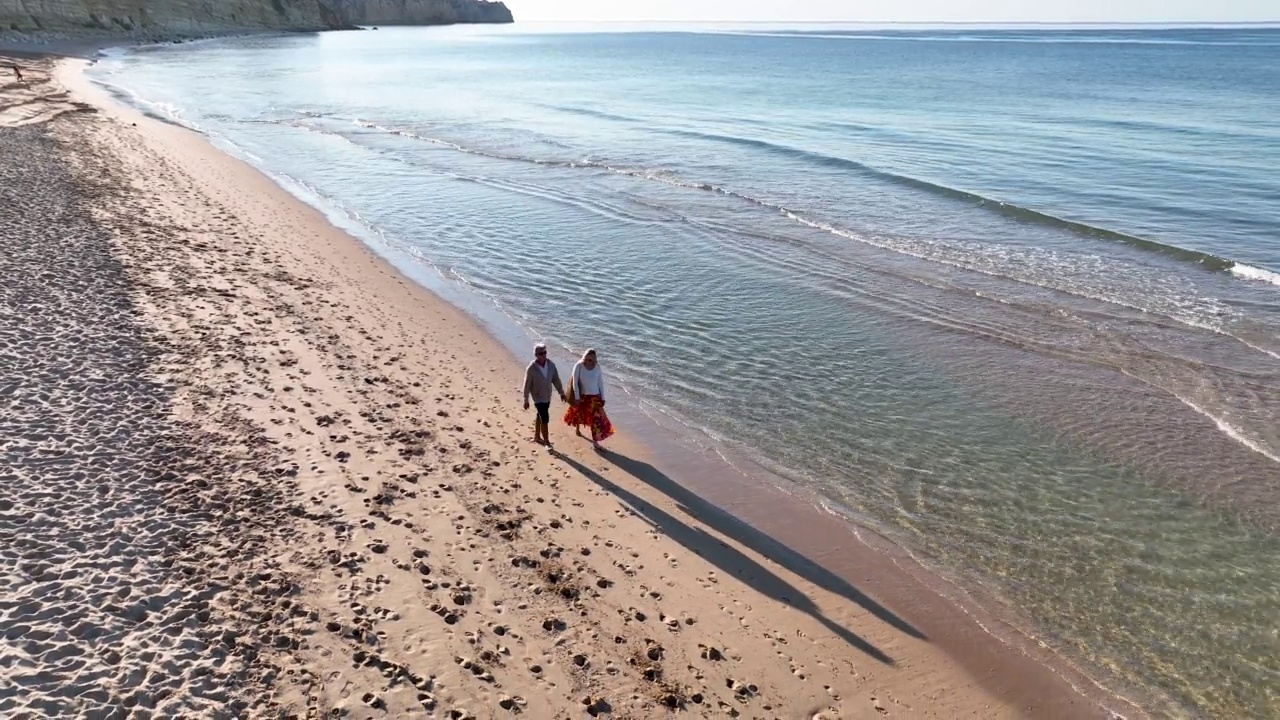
564;348;614;449
11;64;23;84
523;342;566;446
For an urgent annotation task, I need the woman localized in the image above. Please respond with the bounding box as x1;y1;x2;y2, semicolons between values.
564;348;614;449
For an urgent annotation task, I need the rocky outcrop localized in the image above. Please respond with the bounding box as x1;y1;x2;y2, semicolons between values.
0;0;511;35
0;0;338;34
329;0;512;26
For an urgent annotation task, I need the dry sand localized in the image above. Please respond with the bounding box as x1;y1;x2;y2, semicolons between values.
0;53;1131;719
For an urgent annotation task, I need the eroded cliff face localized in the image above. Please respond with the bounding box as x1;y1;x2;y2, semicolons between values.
0;0;339;34
330;0;512;26
0;0;511;36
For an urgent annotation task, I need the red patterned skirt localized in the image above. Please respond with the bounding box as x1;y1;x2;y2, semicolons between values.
563;394;615;441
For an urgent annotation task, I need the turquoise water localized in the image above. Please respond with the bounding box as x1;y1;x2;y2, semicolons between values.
93;25;1280;717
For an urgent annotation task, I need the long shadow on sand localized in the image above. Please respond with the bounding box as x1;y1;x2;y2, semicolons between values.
554;450;910;665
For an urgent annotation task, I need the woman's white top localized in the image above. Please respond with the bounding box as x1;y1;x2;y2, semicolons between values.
573;363;604;400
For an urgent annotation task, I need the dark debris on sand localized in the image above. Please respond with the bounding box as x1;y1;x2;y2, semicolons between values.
0;86;303;718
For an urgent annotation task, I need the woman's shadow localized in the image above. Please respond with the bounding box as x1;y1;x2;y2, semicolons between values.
552;449;925;665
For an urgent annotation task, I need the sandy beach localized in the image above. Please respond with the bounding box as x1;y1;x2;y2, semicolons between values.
0;52;1131;719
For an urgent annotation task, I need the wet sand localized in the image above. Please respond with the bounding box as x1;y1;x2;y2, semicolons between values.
1;52;1132;718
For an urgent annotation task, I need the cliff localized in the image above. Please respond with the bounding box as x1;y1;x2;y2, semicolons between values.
0;0;340;34
1;0;511;36
329;0;512;26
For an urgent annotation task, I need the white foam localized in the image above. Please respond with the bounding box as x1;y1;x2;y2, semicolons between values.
1137;373;1280;466
1193;406;1280;465
95;45;130;61
1230;262;1280;287
87;77;198;131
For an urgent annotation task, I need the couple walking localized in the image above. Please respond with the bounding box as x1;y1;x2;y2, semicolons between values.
522;343;614;449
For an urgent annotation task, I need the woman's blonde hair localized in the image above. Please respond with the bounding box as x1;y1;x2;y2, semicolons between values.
582;348;597;362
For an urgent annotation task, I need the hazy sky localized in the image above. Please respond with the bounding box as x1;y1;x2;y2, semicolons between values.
507;0;1278;23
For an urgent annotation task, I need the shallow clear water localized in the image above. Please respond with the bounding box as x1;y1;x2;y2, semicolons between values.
93;25;1280;717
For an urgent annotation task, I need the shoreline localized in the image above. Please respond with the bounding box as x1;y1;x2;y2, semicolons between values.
75;49;1137;716
111;48;1156;716
4;45;1134;718
0;31;241;59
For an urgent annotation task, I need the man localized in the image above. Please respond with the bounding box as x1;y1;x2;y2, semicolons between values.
522;342;566;446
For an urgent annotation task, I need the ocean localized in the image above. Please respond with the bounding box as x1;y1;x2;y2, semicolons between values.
90;24;1280;717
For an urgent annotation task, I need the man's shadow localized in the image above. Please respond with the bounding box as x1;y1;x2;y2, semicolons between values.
554;449;913;665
